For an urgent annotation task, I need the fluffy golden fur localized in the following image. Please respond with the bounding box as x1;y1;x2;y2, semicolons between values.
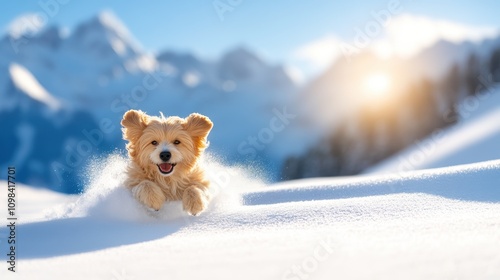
121;109;213;215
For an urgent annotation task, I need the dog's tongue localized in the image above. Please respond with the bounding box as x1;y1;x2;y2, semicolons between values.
159;163;173;173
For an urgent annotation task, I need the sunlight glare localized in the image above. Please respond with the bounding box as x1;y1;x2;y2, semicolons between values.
363;73;391;99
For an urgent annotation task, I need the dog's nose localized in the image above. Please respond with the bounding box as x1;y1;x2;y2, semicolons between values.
159;151;171;162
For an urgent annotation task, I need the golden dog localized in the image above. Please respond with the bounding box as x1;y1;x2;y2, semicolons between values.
121;109;213;215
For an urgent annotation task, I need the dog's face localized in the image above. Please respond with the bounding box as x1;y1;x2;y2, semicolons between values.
121;110;213;178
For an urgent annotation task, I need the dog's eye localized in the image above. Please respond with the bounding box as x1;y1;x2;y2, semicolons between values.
151;141;158;146
173;140;181;145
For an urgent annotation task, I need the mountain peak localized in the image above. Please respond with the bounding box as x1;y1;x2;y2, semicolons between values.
222;46;264;65
33;25;64;49
218;46;268;81
92;10;131;39
217;46;295;88
67;10;141;58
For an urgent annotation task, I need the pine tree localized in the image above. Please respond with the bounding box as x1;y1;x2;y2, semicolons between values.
465;53;481;95
490;48;500;82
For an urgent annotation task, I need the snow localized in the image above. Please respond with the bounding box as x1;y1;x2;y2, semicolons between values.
182;71;201;87
6;13;46;39
66;10;142;58
0;181;75;222
366;86;500;174
1;154;500;279
8;63;61;111
95;11;140;51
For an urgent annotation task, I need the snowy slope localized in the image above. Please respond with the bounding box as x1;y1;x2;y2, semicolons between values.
6;63;61;111
1;157;499;280
366;86;500;174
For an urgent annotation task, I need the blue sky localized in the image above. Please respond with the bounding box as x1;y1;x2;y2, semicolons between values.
2;1;499;80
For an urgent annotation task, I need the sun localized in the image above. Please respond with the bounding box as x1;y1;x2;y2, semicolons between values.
362;73;391;99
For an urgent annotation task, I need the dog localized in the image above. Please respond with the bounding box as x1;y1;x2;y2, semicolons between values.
121;109;213;216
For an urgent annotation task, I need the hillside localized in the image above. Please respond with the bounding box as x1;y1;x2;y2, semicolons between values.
367;85;500;174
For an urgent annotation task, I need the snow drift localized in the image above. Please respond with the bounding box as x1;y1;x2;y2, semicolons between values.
46;153;265;222
1;159;499;280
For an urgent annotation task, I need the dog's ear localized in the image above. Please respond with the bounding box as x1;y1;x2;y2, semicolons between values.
121;110;150;142
184;113;213;138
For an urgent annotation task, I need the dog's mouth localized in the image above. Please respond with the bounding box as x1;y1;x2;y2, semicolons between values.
157;163;177;175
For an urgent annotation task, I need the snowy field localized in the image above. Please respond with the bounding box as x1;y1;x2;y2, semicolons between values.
1;156;500;280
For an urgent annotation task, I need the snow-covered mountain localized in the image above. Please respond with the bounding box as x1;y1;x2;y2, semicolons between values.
0;12;298;191
66;11;142;60
409;34;500;80
0;62;115;193
283;33;500;180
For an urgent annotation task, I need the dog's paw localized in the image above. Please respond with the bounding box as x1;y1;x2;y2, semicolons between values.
132;183;166;211
182;186;208;216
